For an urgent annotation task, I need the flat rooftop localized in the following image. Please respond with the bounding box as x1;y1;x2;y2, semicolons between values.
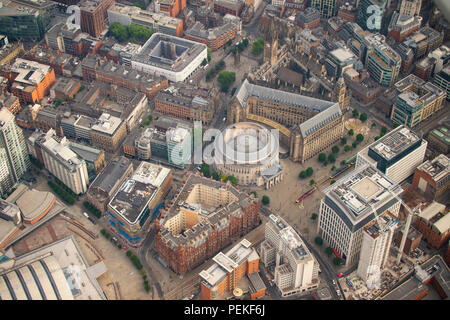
369;126;421;161
430;127;450;146
268;215;313;263
90;156;132;194
417;154;449;183
324;164;402;229
199;239;255;288
108;162;171;224
132;33;207;72
0;235;106;300
90;113;122;136
10;58;51;86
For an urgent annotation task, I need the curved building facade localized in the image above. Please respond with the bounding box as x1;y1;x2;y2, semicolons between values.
213;122;283;188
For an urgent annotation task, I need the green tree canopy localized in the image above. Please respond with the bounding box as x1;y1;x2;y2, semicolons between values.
356;133;364;142
341;137;347;145
325;247;333;256
352;109;359;118
311;213;318;220
348;129;354;136
309;179;315;186
360;113;367;122
299;171;307;179
315;236;323;246
328;154;336;163
318;153;327;162
306;167;313;177
332;145;340;154
344;145;351;152
262;195;270;205
251;36;264;55
217;71;236;92
212;172;220;181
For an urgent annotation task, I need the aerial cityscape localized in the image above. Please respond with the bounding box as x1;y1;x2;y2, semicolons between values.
0;0;449;304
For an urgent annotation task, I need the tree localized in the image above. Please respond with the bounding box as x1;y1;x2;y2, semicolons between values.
227;176;237;185
311;213;318;220
299;171;307;179
231;87;237;96
217;71;236;92
359;113;367;122
340;137;347;145
306;167;313;177
251;36;264;55
220;173;227;181
328;154;336;163
207;48;211;62
315;236;323;246
325;247;333;256
352;142;358;148
381;126;387;135
348;129;354;136
330;179;336;185
332;145;340;154
212;172;220;181
201;58;207;66
309;179;315;186
262;195;270;205
251;191;257;197
333;257;342;266
318;153;327;163
352;109;359;118
201;163;210;178
344;145;351;152
375;136;380;141
356;133;364;142
372;122;377;127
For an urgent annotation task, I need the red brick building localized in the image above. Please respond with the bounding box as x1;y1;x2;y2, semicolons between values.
185;22;236;51
81;55;168;98
214;0;243;17
414;201;449;249
199;239;265;300
158;0;186;17
80;0;115;38
412;154;449;201
154;173;261;275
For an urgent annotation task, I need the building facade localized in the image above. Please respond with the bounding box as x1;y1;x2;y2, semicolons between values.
0;108;30;197
412;154;449;201
318;164;403;266
356;125;427;184
107;161;172;244
79;0;115;38
390;75;446;127
31;129;89;195
228;80;345;164
200;239;262;300
261;214;320;297
154;173;260;275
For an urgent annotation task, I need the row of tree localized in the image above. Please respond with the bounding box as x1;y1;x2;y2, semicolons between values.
206;60;225;81
48;181;75;205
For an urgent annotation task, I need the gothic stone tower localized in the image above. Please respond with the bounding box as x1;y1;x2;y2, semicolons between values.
263;19;278;66
333;77;349;111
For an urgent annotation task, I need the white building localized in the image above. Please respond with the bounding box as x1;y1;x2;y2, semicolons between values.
356;212;398;284
131;33;207;82
356;125;427;184
318;164;403;267
261;214;320;297
0;108;30;196
32;130;89;195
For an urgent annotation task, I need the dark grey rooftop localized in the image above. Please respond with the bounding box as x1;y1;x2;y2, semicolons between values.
90;156;133;195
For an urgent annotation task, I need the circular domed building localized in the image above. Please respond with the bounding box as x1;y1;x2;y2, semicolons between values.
213;122;283;189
